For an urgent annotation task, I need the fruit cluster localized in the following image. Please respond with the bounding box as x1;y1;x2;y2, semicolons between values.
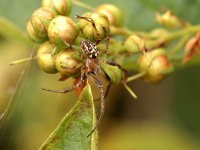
26;0;128;82
27;0;197;85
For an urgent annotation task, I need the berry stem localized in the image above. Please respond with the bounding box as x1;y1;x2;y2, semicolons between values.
110;26;150;37
72;0;94;11
123;84;138;99
111;24;200;42
163;25;200;41
10;56;36;65
110;26;134;36
126;71;146;83
168;34;190;55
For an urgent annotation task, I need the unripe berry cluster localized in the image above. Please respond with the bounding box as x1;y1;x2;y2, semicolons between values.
25;0;198;85
26;0;125;80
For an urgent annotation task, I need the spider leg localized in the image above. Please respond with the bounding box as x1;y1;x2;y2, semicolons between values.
94;81;111;102
94;65;114;102
58;34;84;58
102;69;113;98
42;71;87;93
104;81;112;98
100;60;127;72
87;74;105;137
103;27;110;51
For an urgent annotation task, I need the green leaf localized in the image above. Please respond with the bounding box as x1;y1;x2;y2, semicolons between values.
39;82;98;150
100;62;122;85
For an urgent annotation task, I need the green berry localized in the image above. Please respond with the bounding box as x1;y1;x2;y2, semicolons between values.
124;35;145;53
37;42;58;74
156;11;182;28
137;48;174;83
48;16;79;48
95;4;124;27
26;7;55;43
42;0;72;16
78;12;110;42
55;49;82;77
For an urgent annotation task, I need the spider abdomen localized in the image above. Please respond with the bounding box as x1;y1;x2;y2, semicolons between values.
80;39;98;59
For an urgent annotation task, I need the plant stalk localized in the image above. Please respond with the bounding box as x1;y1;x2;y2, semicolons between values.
126;71;146;83
10;56;37;65
72;0;94;11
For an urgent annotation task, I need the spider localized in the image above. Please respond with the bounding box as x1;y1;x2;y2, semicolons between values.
42;15;126;136
42;39;126;135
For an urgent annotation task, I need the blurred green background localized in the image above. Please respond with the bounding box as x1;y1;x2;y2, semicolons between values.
0;0;200;150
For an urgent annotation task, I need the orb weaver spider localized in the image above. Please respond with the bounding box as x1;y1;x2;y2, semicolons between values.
42;15;126;136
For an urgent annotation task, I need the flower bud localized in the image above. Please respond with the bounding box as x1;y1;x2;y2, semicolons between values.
26;7;55;43
48;16;79;48
78;12;109;42
95;4;124;27
183;32;200;63
37;42;58;74
156;11;182;28
124;35;145;53
137;48;174;83
55;49;82;77
42;0;72;16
